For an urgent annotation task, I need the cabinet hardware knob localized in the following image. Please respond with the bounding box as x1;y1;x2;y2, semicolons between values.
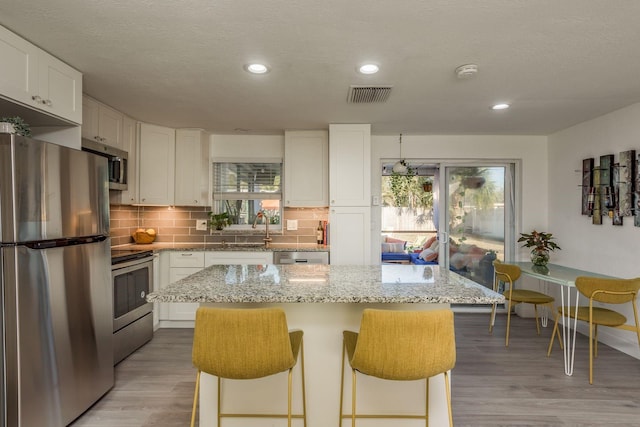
32;95;42;102
44;99;52;106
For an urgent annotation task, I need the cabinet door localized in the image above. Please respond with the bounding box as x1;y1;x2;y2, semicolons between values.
329;124;371;206
205;251;273;266
118;115;138;205
97;105;123;149
167;267;202;321
174;129;209;206
81;96;100;141
329;206;371;265
284;130;328;206
37;50;82;124
138;123;175;205
170;251;205;268
0;25;39;108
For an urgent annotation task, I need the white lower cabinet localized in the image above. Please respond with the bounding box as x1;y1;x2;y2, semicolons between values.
205;251;273;266
159;251;274;325
329;206;372;265
166;252;204;321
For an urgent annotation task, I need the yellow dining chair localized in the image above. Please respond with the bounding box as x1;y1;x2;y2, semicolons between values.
489;261;555;346
190;307;306;427
547;276;640;384
339;308;456;427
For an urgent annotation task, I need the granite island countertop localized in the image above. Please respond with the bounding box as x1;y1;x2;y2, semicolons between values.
115;242;329;253
147;264;505;304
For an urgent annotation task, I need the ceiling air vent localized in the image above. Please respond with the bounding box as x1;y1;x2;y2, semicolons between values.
347;85;393;103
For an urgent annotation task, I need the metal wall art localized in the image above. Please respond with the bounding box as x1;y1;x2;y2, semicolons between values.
581;150;637;226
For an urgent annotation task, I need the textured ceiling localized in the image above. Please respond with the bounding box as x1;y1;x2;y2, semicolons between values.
1;0;640;135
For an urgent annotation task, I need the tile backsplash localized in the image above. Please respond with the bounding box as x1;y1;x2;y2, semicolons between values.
110;205;329;247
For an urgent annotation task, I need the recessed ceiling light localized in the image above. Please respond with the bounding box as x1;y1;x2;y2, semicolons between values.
358;64;379;74
492;103;510;110
244;63;270;74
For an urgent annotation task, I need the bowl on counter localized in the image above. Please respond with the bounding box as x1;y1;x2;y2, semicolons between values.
132;228;156;244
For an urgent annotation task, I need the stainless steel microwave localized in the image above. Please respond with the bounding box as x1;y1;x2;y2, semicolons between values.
81;138;128;190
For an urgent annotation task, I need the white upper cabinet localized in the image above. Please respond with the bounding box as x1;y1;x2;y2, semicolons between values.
0;25;82;124
284;130;328;207
37;50;82;124
0;26;39;108
174;129;209;206
138;123;175;205
329;124;371;206
82;96;123;149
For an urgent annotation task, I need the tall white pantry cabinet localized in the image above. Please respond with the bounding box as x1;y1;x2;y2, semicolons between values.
328;124;372;265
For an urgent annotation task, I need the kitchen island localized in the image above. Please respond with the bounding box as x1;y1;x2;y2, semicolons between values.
148;264;503;427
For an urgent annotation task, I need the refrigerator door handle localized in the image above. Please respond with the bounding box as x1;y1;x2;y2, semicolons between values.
24;235;108;250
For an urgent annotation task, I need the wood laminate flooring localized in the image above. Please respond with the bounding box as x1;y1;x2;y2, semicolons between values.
71;313;640;427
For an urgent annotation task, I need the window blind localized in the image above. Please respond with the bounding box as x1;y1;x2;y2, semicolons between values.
212;162;282;197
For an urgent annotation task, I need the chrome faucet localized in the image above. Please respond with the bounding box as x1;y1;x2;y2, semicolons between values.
252;210;272;248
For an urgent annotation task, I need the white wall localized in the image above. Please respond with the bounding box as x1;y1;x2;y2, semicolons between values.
548;102;640;358
371;134;549;263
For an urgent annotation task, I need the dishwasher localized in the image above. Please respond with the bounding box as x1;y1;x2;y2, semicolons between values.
273;251;329;264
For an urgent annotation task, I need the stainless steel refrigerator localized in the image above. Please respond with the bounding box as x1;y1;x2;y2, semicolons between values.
0;134;113;427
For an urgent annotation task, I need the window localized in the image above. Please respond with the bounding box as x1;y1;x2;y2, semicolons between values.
212;160;282;229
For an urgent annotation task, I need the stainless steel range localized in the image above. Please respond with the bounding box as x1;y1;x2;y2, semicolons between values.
111;249;154;365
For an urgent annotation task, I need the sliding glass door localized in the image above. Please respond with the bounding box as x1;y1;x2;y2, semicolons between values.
380;160;516;289
438;164;515;289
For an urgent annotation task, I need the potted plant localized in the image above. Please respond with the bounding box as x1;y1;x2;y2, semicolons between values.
0;116;32;137
517;230;561;266
208;212;230;230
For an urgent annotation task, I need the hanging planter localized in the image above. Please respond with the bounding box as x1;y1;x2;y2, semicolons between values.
422;182;433;192
462;176;485;189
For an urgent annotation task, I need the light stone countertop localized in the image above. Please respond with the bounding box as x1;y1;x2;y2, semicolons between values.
147;264;505;304
115;242;329;252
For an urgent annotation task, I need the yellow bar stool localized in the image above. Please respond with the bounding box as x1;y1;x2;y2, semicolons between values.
190;307;307;427
489;260;555;346
339;308;457;427
547;276;640;384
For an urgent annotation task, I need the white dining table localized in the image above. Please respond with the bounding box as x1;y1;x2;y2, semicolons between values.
512;261;615;376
